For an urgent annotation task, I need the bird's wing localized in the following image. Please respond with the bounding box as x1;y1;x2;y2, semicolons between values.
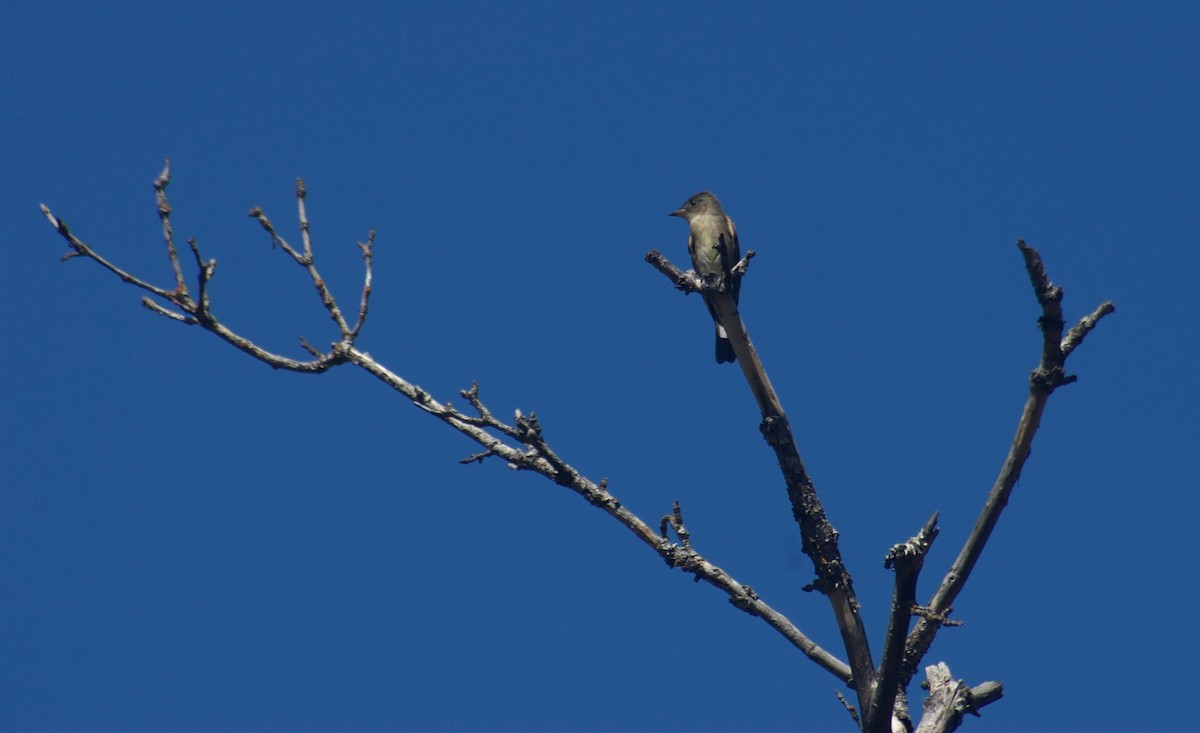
723;215;741;305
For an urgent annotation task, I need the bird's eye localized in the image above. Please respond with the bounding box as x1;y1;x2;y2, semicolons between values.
689;199;697;207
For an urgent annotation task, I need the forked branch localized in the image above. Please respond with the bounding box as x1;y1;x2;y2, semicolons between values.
647;236;1113;733
899;240;1116;693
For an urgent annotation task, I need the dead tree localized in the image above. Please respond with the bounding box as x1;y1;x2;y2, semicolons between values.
40;160;1115;732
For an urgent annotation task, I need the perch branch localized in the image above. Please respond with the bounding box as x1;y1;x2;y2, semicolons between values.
647;246;878;719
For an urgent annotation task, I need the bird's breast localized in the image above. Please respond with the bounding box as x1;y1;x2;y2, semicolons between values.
689;217;728;275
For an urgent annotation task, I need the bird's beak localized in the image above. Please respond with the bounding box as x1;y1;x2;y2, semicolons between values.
668;208;684;218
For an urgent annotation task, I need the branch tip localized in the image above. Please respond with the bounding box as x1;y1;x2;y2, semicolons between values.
153;158;171;190
40;203;58;228
299;337;321;358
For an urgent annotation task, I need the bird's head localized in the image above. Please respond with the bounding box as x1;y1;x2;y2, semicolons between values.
669;191;723;221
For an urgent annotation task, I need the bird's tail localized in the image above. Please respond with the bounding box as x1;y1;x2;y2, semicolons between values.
715;326;735;364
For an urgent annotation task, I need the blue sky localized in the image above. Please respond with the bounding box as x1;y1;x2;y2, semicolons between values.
4;3;1198;731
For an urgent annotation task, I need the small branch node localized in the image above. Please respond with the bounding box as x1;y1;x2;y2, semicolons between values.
248;207;270;229
731;249;756;277
582;481;616;508
1062;301;1117;356
758;414;790;445
659;500;692;550
514;410;542;442
885;512;940;571
153;157;171;190
1029;365;1071;393
911;606;963;627
460;448;496;465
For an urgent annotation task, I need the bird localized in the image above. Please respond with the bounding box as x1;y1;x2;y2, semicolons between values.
669;191;741;363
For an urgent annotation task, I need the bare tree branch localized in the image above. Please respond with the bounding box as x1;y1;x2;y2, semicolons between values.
41;204;179;302
344;346;854;680
900;240;1116;692
647;247;878;721
40;165;852;688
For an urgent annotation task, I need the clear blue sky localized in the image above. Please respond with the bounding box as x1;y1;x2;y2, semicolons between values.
4;3;1197;732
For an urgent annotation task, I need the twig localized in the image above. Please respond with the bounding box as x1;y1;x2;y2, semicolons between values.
43;162;351;374
659;500;692;551
835;690;860;726
41;204;179;302
186;237;214;314
153;158;189;298
351;230;375;338
248;178;354;337
142;297;195;324
1063;301;1116;357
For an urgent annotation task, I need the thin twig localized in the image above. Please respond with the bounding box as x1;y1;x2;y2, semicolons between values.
45;167;348;374
1063;301;1116;357
142;297;195;324
835;690;861;726
184;238;215;314
351;229;375;338
41;204;180;302
659;500;692;550
248;181;353;337
248;206;304;261
153;158;189;298
296;178;313;260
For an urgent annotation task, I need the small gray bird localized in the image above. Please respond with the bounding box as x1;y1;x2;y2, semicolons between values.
669;191;741;363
